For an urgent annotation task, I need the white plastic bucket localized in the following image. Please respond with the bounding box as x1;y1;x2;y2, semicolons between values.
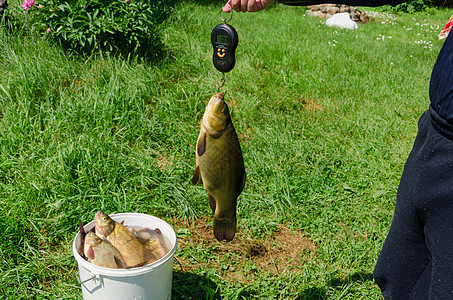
72;213;177;300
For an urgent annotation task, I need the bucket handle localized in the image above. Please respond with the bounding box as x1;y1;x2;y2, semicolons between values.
75;271;103;293
75;271;97;285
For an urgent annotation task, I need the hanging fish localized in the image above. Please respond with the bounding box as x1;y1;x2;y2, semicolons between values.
192;92;246;242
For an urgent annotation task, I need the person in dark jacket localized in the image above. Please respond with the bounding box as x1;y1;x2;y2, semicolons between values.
223;0;453;298
373;25;453;299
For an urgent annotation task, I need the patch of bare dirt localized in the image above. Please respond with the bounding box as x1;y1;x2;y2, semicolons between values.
303;99;323;111
156;153;172;171
169;218;316;283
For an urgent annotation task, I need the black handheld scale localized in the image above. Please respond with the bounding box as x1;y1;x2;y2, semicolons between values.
211;10;238;74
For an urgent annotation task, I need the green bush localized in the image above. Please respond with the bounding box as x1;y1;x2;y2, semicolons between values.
375;0;432;13
1;0;27;32
8;0;174;59
393;0;432;13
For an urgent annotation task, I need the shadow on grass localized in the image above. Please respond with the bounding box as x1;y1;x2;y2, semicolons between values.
172;271;221;300
296;272;375;299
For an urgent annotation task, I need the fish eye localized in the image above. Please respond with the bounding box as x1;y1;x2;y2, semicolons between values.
102;217;106;221
220;108;225;114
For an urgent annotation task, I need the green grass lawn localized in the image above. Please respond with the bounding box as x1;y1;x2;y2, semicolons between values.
1;0;452;298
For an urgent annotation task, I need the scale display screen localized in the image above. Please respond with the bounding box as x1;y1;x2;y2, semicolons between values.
216;34;229;45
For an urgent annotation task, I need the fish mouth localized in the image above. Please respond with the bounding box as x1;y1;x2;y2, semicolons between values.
202;92;229;134
95;211;106;221
211;93;225;110
209;92;225;107
206;93;225;117
214;92;225;102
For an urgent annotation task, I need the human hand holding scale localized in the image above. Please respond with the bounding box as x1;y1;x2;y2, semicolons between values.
222;0;275;13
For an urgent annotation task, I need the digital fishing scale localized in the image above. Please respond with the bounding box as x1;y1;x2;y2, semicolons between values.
211;23;238;73
211;8;238;90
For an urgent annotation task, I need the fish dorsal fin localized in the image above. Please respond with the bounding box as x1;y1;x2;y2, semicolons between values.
120;220;124;225
78;218;86;245
191;165;203;185
197;130;206;156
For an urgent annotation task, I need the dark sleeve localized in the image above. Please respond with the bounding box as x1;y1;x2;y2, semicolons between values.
278;0;407;7
429;24;453;123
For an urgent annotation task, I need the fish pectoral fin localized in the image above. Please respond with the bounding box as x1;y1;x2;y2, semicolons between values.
86;246;95;260
197;130;206;156
214;218;236;242
208;194;216;213
114;256;127;269
191;165;203;185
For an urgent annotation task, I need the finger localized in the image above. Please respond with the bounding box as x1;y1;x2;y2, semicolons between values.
253;0;275;11
241;0;248;12
222;0;232;12
247;0;258;12
252;0;265;11
230;0;242;12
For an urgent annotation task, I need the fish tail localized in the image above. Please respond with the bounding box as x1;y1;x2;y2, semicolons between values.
213;219;236;242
